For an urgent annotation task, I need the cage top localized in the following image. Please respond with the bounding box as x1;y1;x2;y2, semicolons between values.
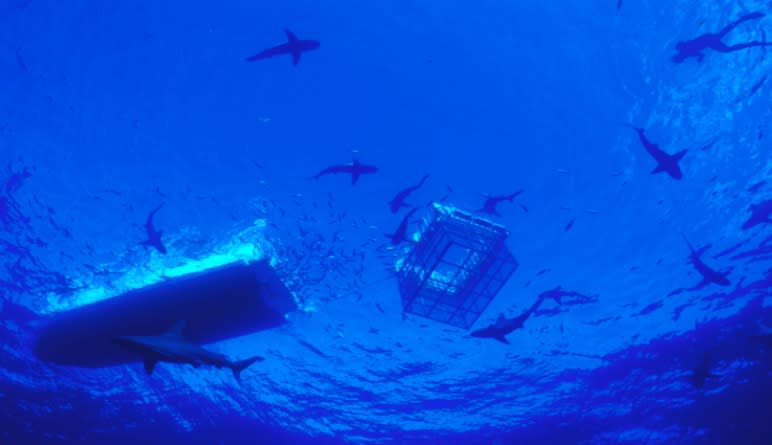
430;202;510;236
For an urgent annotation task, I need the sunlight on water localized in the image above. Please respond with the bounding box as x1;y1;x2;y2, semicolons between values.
43;219;276;313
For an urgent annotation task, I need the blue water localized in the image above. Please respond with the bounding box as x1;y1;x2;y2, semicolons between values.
1;1;771;444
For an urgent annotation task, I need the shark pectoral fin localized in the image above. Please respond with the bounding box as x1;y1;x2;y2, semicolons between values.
673;149;688;161
292;51;301;65
495;335;510;345
351;171;361;185
651;164;665;174
144;359;157;375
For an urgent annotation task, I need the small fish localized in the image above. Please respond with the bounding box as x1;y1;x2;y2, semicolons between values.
749;75;767;97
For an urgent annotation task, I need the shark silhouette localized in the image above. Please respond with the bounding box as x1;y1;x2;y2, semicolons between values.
742;199;772;230
139;203;167;254
627;126;687;180
386;207;418;245
537;286;596;305
246;29;320;65
388;174;429;213
114;321;264;381
312;159;378;185
470;292;561;344
681;233;731;288
673;12;771;63
477;190;524;216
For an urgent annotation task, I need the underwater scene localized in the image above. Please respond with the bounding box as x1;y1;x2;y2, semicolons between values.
1;1;771;444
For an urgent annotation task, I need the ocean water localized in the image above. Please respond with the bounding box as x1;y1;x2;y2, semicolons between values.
1;1;771;444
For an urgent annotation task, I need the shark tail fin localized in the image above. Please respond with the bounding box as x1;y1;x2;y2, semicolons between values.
231;355;265;382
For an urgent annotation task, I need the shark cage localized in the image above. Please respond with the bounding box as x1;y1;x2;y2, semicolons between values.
396;203;518;329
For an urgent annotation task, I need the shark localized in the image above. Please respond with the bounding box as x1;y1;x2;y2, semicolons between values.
627;126;687;180
246;29;320;65
113;321;264;381
477;190;524;216
139;203;167;254
470;293;556;344
681;233;731;288
470;286;596;344
386;207;418;245
312;159;378;185
388;174;429;213
742;199;772;230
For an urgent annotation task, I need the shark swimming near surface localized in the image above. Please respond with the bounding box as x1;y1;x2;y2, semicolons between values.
673;12;771;63
470;286;597;344
626;125;687;180
386;207;418;245
388;174;429;213
477;191;524;216
114;321;264;381
312;159;378;185
139;203;167;254
470;292;560;344
537;286;597;305
742;199;772;230
681;233;731;288
246;29;320;65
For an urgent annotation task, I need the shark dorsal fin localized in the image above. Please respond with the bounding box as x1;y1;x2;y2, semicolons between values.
672;149;687;161
164;321;186;338
284;29;299;43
